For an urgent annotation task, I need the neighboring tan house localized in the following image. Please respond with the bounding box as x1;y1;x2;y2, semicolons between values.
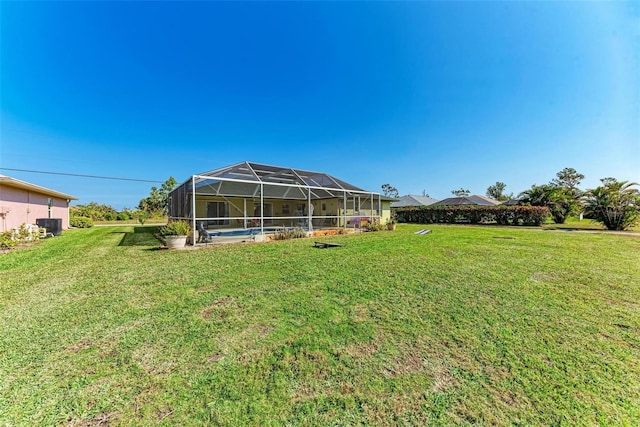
0;175;77;232
169;161;392;236
390;194;438;209
433;195;500;206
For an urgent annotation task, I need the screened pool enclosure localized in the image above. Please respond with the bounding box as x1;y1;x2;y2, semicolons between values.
168;162;387;244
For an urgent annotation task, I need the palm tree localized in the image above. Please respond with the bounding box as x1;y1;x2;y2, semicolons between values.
519;184;576;224
583;179;640;230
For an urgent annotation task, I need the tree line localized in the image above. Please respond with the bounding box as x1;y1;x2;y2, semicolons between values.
71;177;178;225
383;167;640;231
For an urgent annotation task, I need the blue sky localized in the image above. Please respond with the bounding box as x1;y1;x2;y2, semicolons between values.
1;1;638;209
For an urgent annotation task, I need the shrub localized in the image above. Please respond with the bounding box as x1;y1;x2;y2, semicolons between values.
395;206;550;226
365;220;385;232
70;216;94;228
159;220;191;236
70;202;118;221
136;210;150;225
1;224;42;248
0;231;17;248
273;227;307;240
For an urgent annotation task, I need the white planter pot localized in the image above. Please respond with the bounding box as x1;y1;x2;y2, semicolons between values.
165;235;187;249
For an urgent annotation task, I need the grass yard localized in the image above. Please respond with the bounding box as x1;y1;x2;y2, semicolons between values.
1;225;639;425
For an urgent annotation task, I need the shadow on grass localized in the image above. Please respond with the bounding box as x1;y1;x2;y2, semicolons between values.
117;226;162;247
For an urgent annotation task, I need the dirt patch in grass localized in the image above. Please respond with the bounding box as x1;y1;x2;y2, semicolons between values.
246;322;274;339
66;340;95;353
67;410;120;426
430;360;455;393
206;354;224;363
350;304;369;323
383;345;455;392
530;271;556;282
363;389;433;425
342;340;379;358
132;345;175;375
200;297;235;320
384;351;428;377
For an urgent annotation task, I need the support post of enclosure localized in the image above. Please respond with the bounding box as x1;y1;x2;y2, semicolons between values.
370;192;374;223
343;191;347;228
191;176;197;246
260;183;264;235
307;187;312;232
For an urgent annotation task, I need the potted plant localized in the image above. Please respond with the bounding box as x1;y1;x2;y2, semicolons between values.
386;218;397;231
159;220;191;249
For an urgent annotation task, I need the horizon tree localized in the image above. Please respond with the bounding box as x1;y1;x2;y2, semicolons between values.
486;181;512;201
138;176;178;216
552;167;584;194
381;183;399;198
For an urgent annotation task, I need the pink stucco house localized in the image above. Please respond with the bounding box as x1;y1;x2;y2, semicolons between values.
0;175;78;232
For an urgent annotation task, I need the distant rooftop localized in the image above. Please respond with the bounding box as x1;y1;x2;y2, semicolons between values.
433;195;500;206
391;194;438;208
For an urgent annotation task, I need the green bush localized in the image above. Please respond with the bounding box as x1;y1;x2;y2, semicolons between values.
0;224;42;248
0;231;17;248
116;212;131;221
365;221;385;232
159;220;191;236
395;205;550;226
273;227;307;240
70;216;94;228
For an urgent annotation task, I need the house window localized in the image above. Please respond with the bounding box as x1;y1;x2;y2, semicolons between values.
321;203;327;211
282;204;290;215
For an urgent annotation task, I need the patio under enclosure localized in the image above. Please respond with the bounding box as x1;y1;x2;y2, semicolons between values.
168;162;387;245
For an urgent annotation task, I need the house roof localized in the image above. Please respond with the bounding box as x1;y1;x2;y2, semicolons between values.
0;174;78;200
391;194;438;208
183;161;379;200
433;194;500;206
501;198;521;206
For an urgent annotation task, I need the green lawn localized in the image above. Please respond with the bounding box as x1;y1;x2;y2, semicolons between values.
542;216;640;232
1;225;639;425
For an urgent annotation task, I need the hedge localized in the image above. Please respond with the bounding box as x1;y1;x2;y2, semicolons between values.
395;205;550;226
70;216;94;228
